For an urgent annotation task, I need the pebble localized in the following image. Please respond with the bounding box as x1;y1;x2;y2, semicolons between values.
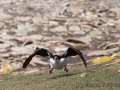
50;26;67;32
69;25;80;31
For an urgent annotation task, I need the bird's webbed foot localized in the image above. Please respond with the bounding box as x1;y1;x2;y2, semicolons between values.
64;66;68;72
47;68;53;74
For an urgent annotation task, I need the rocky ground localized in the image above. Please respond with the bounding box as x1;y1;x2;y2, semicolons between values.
0;0;120;71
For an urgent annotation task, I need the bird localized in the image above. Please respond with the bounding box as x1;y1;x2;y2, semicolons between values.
23;47;87;74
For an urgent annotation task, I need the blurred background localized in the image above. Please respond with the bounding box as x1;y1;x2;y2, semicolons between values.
0;0;120;71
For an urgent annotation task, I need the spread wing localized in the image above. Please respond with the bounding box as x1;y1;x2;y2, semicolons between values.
23;48;52;68
61;47;87;68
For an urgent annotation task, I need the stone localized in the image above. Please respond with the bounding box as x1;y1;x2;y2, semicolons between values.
0;13;13;20
89;29;103;39
106;19;116;26
50;26;67;32
17;34;43;43
49;21;59;26
69;25;80;31
14;16;32;22
87;47;120;56
79;35;92;44
16;22;37;36
11;45;34;55
32;17;48;25
0;43;11;49
55;46;68;52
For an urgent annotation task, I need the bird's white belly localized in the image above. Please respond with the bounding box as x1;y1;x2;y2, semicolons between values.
50;58;67;69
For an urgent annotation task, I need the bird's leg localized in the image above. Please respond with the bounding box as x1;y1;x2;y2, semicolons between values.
47;68;53;74
64;66;68;72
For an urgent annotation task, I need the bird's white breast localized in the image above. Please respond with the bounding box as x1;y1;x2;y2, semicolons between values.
50;58;67;69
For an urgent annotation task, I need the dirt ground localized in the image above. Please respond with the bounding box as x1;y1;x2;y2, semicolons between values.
0;0;120;71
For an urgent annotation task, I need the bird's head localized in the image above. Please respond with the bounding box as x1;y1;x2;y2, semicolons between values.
53;55;59;61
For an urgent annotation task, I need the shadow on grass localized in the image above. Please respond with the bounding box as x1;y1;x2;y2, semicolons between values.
49;72;81;79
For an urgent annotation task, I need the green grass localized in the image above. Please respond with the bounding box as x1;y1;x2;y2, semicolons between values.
0;64;120;90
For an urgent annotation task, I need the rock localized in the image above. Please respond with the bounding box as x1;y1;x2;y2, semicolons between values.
16;22;37;36
106;19;116;26
59;38;89;50
72;44;89;50
89;28;103;39
87;47;120;56
97;42;108;49
59;6;68;15
0;13;13;20
0;33;14;39
90;28;103;35
30;57;49;66
61;2;70;7
42;37;52;41
0;43;11;49
104;42;120;50
32;17;48;25
67;6;84;17
61;41;89;50
117;19;120;24
81;13;86;18
79;35;92;44
86;11;93;16
0;52;10;58
64;30;74;35
55;46;68;52
50;26;67;32
17;34;43;43
0;22;5;29
85;11;96;21
11;45;34;55
66;38;86;44
109;8;120;18
80;72;87;77
69;25;80;31
14;16;32;22
74;27;89;35
49;21;59;27
19;0;26;2
19;22;36;31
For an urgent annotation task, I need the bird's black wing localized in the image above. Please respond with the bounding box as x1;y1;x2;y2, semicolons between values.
23;48;52;68
61;47;87;68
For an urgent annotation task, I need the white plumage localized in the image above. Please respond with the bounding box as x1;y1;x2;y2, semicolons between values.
50;58;67;69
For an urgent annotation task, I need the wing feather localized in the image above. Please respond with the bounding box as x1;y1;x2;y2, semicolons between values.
62;47;87;67
23;48;52;68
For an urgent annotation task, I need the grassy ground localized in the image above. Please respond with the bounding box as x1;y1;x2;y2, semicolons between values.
0;64;120;90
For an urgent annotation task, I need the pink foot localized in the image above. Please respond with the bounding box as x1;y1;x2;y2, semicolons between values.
64;67;68;72
47;69;53;74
